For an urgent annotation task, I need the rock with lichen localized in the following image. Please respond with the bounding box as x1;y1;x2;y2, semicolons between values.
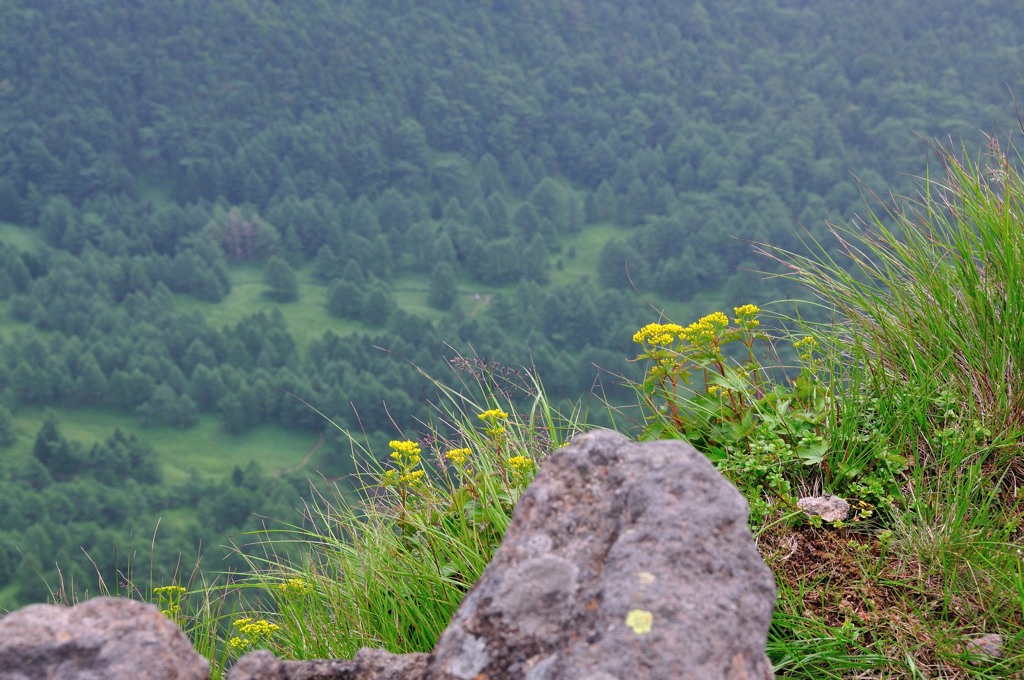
425;429;776;679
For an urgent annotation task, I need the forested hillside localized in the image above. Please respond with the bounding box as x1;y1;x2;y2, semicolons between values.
1;0;1023;607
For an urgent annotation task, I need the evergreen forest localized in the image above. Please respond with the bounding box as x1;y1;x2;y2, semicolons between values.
1;0;1023;609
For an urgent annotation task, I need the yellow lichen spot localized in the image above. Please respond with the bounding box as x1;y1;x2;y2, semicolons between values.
625;609;654;634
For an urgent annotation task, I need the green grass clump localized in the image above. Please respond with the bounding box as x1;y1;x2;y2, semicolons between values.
758;139;1022;676
182;357;584;668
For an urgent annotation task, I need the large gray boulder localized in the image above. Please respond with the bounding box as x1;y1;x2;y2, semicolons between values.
0;596;209;680
425;429;775;679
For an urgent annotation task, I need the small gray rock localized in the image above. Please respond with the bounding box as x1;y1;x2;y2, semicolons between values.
964;633;1003;665
797;495;850;522
0;596;209;680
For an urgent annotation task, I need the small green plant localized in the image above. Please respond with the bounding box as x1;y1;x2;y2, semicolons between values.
630;305;904;525
153;584;187;626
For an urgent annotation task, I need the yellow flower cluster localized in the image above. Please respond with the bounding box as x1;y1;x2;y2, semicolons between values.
793;336;818;351
507;455;533;471
634;306;760;351
632;322;684;346
679;312;729;345
234;618;280;637
382;440;427;489
733;304;760;328
399;469;426;484
793;335;819;361
153;585;187;621
445;447;471;466
389;440;421;463
230;617;280;650
478;409;509;438
278;578;313;596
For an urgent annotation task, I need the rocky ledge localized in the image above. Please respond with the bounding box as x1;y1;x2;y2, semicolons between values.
0;430;776;680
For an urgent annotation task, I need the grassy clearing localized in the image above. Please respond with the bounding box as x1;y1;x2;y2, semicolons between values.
8;407;320;484
550;222;621;285
177;266;498;355
0;220;43;251
173;265;362;353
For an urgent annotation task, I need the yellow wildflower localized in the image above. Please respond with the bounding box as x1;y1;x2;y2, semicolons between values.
389;440;421;457
632;323;684;346
235;619;279;637
733;304;760;328
793;336;818;351
399;469;426;485
278;578;313;596
507;455;534;471
445;448;471;466
681;312;729;347
734;304;759;317
478;409;509;421
794;335;819;361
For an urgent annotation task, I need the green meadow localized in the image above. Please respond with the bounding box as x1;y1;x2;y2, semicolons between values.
6;407;321;485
